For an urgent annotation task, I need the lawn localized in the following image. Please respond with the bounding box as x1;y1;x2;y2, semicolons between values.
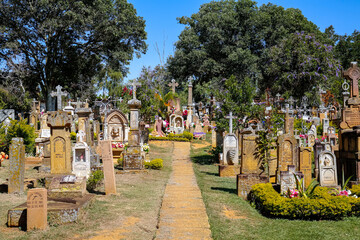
190;141;360;240
0;141;173;240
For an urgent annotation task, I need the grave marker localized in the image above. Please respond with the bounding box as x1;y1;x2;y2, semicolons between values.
9;138;25;194
27;188;47;231
101;140;116;195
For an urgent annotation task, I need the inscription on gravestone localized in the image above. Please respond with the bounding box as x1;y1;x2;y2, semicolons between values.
27;188;47;230
9;138;25;194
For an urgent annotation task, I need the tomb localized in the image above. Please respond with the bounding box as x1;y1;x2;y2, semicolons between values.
72;130;91;178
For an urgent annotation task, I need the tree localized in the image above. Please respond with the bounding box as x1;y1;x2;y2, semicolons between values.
334;30;360;68
167;0;325;102
0;0;147;109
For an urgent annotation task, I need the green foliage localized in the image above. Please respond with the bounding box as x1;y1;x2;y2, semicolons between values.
249;183;360;220
168;132;193;141
293;173;319;198
70;132;77;141
317;124;323;137
0;0;147;107
93;132;98;141
0;88;31;112
255;131;275;174
86;170;104;192
294;118;311;134
0;119;36;154
149;136;190;142
210;146;222;162
117;157;123;167
145;158;163;170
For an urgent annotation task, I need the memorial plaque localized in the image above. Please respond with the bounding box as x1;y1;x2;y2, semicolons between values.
41;129;51;138
27;188;47;230
52;137;66;173
282;141;293;171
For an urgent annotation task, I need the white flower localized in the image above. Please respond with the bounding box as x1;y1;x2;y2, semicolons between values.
347;190;352;195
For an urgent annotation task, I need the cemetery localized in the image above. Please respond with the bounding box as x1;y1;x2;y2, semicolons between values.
1;0;360;239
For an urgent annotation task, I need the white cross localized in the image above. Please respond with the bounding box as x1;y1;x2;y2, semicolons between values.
130;80;141;99
77;130;86;142
225;111;237;134
50;85;68;110
168;79;179;94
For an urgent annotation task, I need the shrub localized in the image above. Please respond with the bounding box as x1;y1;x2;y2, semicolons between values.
145;158;163;170
249;183;360;220
70;132;77;141
117;157;123;166
182;131;193;140
94;132;98;140
86;170;104;192
0;119;36;154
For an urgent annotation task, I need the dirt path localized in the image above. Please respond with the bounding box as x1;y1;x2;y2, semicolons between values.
155;142;212;240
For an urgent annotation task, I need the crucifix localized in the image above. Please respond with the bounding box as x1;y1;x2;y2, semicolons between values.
168;79;179;94
344;62;360;98
130;80;141;100
288;96;295;109
50;85;68;110
225;111;237;134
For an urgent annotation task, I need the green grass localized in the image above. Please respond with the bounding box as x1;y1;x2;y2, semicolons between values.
191;142;360;240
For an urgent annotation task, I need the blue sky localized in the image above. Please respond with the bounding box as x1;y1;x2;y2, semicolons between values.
125;0;360;82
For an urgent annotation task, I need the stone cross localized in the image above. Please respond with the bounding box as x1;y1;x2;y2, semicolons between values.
288;96;295;109
168;79;179;94
50;85;68;110
130;80;141;100
77;130;85;142
225;111;237;134
32;98;38;112
344;62;360;98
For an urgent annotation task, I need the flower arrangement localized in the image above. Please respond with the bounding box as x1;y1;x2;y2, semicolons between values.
112;142;124;148
284;189;299;198
182;110;188;116
142;143;150;153
0;152;9;164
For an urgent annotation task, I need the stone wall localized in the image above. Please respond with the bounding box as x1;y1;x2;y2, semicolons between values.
236;173;269;200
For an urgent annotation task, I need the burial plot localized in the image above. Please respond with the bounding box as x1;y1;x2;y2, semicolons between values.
27;188;47;231
8;138;25;194
47;111;72;174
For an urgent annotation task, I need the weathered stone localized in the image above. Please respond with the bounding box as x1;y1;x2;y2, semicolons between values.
101;140;117;195
223;134;238;165
9;138;25;194
299;147;312;188
47;176;87;199
27;188;47;231
218;165;241;177
240;131;260;174
72;140;91;178
237;173;269;200
280;165;303;194
319;150;338;187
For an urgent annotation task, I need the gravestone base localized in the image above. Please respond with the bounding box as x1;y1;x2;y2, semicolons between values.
25;157;42;165
47;176;87;199
123;146;144;170
40;157;51;173
218;165;240;177
7;194;95;228
237;173;269;200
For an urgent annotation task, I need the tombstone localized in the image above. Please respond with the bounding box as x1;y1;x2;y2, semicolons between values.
29;99;39;130
211;124;217;148
27;188;47;231
50;85;68;111
169;114;184;134
280;165;303;194
327;126;337;146
63;100;75;115
154;117;165;137
40;113;50;131
101;140;117;195
223;134;239;165
322;117;330;136
299;147;312;188
72;130;91;178
8;138;25;194
0;109;15;124
240;128;261;174
105;109;129;141
47;111;72;174
307;130;316;148
319;150;338;187
75;107;93;146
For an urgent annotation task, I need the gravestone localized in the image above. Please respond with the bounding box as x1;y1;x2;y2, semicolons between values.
104;109;129;142
299;147;312;188
169;114;184;134
9;138;25;194
154;117;165;137
240;128;261;174
101;140;116;195
307;129;316;147
47;111;72;174
27;188;47;231
327;126;337;146
319;150;338;187
223;134;238;165
75;107;93;146
0;109;15;124
72;130;91;178
50;85;68;111
47;175;86;199
322;117;330;136
280;165;303;194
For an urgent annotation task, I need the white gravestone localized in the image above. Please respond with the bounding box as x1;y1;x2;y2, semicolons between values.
222;133;238;165
72;130;91;178
319;150;338;187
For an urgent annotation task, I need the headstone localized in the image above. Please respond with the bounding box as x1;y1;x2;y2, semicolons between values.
8;138;25;194
319;150;338;187
104;109;129;141
240;129;260;174
299;147;312;188
101;140;116;195
169;114;184;134
223;134;238;165
327;126;337;146
72;130;91;178
0;109;15;124
50;85;68;110
307;130;316;147
47;111;72;174
27;188;47;231
75;107;93;146
168;79;179;94
280;165;303;194
322;117;330;136
41;129;51;138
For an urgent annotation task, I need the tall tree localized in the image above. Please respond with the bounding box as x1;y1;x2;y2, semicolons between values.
0;0;147;109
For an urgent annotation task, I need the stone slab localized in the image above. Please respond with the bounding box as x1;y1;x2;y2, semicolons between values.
218;165;241;177
101;140;117;195
27;188;47;231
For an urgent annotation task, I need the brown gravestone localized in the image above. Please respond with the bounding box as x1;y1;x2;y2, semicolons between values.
47;111;72;174
240;130;261;174
344;62;360;98
299;147;312;188
101;140;116;195
27;188;47;230
9;138;25;194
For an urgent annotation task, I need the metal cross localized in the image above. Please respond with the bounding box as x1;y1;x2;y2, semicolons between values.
50;85;68;110
130;80;141;100
225;111;237;134
168;79;179;94
288;96;295;109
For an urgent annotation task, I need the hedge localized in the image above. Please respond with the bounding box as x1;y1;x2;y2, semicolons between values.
249;183;360;220
149;136;190;142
